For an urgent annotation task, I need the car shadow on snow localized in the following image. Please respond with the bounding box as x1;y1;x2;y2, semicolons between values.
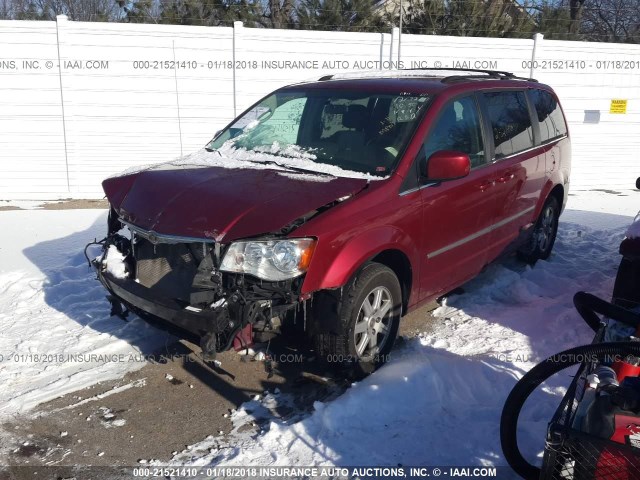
22;214;172;356
438;211;631;345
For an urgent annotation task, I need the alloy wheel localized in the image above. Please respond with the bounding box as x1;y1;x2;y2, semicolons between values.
536;204;557;253
353;286;394;359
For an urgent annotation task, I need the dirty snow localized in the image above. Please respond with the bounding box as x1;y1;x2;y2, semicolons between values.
112;143;385;182
0;190;638;472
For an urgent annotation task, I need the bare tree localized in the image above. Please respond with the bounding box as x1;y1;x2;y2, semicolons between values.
0;0;10;18
581;0;640;42
568;0;586;34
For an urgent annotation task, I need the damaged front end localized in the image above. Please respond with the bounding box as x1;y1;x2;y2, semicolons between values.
87;208;309;361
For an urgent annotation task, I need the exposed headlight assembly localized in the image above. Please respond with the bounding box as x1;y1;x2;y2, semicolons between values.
220;238;316;281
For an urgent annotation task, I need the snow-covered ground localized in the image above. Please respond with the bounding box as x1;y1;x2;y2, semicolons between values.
0;210;171;417
0;189;638;473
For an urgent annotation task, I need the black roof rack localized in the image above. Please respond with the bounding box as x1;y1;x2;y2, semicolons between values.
316;68;537;83
401;67;538;83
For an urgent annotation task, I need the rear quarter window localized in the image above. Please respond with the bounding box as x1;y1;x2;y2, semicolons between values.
483;91;534;159
529;89;568;143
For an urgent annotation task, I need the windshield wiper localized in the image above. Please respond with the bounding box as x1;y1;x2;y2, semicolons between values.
242;158;336;177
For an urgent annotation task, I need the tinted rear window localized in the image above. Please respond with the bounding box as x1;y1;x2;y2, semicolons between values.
484;91;534;159
529;89;568;143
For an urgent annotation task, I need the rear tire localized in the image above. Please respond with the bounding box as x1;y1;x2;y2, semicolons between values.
313;262;402;376
518;196;560;264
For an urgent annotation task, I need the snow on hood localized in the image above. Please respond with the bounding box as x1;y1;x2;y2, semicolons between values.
111;142;386;182
102;151;371;242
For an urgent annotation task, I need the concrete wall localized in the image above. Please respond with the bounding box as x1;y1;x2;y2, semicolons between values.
0;18;638;199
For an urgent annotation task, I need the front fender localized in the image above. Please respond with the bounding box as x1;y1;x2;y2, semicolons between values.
301;225;418;294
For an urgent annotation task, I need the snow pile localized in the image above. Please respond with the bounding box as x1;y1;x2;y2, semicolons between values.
0;210;170;418
112;143;385;182
103;244;129;279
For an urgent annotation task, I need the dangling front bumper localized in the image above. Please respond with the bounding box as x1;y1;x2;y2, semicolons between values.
96;268;234;338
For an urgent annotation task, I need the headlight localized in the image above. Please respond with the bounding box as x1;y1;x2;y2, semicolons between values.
220;238;316;281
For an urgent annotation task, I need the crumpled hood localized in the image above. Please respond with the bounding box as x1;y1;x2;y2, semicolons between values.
103;165;368;242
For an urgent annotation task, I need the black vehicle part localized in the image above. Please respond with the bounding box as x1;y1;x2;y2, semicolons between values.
190;252;222;306
84;238;106;267
95;229;303;356
614;256;640;309
107;294;129;320
312;262;401;374
241;276;302;305
134;240;202;302
573;291;640;333
97;269;234;337
501;342;640;479
517;196;560;264
111;234;132;257
107;205;121;235
580;380;640;440
85;234;132;271
199;297;273;359
246;301;272;341
200;332;219;361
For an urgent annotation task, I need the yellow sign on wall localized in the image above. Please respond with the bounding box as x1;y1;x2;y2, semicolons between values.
610;99;627;114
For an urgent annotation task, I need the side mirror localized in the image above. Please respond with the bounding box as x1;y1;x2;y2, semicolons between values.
424;150;471;182
636;177;640;190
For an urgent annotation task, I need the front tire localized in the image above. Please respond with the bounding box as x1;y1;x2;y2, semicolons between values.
518;196;560;264
314;262;402;375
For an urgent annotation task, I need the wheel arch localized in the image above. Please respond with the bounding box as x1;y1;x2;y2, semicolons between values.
549;183;565;212
301;226;418;314
370;249;412;316
535;181;564;219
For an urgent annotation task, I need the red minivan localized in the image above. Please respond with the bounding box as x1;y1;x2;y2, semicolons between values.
92;69;571;373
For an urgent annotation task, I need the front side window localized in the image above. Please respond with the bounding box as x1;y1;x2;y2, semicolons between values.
423;96;486;168
208;90;431;177
529;89;568;143
484;91;534;159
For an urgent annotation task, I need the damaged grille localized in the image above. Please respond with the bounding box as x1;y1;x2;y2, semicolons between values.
134;239;205;302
